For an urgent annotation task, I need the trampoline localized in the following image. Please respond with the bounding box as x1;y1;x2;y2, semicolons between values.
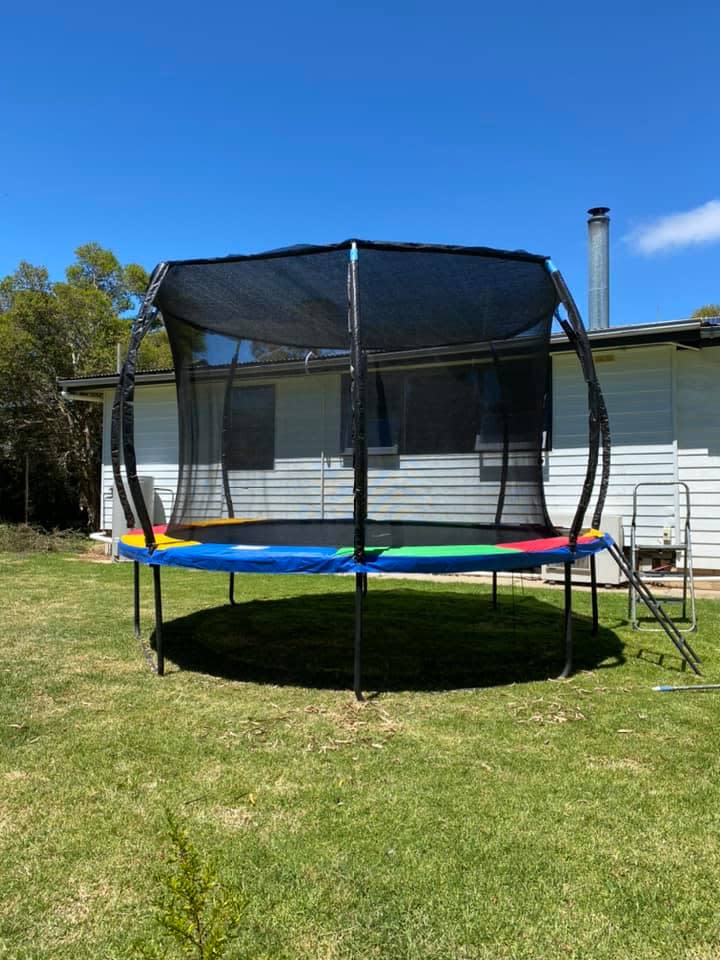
113;239;613;696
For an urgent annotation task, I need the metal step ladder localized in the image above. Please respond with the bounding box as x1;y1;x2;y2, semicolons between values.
628;481;697;634
604;539;701;675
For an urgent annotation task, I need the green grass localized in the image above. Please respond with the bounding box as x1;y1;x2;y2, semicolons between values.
2;547;720;959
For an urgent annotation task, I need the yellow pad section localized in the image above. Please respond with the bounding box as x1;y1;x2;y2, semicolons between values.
583;528;604;539
121;518;259;551
120;531;199;551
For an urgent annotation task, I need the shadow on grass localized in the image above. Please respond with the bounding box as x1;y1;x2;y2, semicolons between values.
153;587;625;692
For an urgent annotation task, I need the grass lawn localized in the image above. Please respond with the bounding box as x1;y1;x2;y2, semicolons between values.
2;545;720;959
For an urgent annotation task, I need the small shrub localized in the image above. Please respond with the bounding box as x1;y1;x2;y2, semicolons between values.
138;811;243;960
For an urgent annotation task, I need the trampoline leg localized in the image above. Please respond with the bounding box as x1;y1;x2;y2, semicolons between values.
590;554;599;636
354;573;365;701
492;571;498;610
153;564;164;677
133;561;141;639
362;573;368;596
229;572;237;606
560;562;573;679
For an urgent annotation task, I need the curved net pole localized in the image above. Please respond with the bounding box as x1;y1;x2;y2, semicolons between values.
111;360;134;528
592;390;611;530
547;262;610;546
111;263;170;551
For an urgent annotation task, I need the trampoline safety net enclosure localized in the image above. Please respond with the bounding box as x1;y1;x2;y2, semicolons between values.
117;241;591;558
113;239;617;690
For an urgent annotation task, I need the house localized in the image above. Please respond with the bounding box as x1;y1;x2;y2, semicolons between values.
59;316;720;572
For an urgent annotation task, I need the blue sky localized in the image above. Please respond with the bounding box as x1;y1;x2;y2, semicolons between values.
1;0;718;327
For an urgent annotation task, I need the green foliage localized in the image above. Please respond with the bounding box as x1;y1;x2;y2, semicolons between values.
65;242;149;315
0;261;50;310
139;811;243;960
125;261;152;301
691;303;720;320
0;243;155;528
137;317;174;371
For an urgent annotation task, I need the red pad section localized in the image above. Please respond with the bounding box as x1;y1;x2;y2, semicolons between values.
501;534;597;553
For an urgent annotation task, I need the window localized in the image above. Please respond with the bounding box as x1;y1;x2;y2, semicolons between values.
341;371;403;452
341;366;483;455
404;368;479;454
340;361;552;456
226;385;275;470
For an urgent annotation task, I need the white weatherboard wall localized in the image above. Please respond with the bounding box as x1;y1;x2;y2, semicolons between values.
101;384;179;528
546;343;720;571
102;371;541;530
101;344;720;570
103;373;534;527
546;345;676;546
677;348;720;570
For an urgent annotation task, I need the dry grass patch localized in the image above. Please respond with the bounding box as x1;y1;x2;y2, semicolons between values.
506;695;588;725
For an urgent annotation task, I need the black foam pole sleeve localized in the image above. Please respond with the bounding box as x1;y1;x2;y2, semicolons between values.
119;263;170;550
550;269;609;546
348;246;367;562
111;361;135;527
221;345;240;520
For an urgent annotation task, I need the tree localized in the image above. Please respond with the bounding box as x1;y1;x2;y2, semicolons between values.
137;326;175;370
691;304;720;321
0;261;50;312
65;242;149;315
0;244;164;529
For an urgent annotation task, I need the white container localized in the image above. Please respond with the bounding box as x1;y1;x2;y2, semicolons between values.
542;514;626;586
112;475;155;559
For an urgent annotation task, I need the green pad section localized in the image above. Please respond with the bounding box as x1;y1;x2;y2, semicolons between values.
334;544;522;558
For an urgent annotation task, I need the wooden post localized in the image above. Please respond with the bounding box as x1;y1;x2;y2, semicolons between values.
24;452;29;524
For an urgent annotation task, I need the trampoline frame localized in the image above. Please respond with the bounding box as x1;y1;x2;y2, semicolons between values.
113;242;611;696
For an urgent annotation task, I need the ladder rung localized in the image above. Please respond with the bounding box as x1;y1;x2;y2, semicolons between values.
634;543;688;551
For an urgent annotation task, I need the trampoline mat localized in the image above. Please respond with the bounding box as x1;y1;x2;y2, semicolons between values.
166;518;558;548
119;519;612;576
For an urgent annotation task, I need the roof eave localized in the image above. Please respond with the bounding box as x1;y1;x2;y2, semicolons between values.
550;319;704;352
58;320;715;394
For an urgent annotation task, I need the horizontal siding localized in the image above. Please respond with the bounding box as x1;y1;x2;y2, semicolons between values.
677;349;720;568
101;375;543;531
552;346;673;446
101;385;179;528
546;346;676;547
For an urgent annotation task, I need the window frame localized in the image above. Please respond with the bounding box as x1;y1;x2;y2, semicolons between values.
225;382;276;471
340;359;553;457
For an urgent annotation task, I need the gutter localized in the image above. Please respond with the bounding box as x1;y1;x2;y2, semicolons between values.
60;389;104;404
550;319;703;352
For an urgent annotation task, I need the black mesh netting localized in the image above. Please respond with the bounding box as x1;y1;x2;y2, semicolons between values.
160;241;558;548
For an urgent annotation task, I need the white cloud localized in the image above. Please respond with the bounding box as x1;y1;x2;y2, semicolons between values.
626;199;720;255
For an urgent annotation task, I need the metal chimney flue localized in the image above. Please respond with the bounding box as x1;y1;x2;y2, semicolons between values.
587;206;610;330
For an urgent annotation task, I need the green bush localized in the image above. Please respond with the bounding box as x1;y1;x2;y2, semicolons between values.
138;811;244;960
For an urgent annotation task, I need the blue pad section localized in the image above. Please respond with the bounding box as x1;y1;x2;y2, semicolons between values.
118;534;613;576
